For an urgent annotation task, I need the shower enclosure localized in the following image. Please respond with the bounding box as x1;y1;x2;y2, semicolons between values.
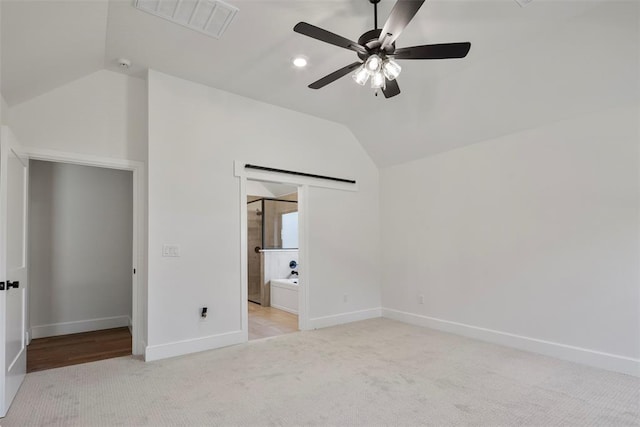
247;197;298;305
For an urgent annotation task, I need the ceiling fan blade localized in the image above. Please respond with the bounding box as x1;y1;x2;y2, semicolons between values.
294;22;368;55
393;42;471;60
379;0;426;49
382;78;401;98
308;62;362;89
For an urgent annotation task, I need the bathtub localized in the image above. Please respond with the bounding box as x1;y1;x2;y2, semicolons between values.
270;278;299;314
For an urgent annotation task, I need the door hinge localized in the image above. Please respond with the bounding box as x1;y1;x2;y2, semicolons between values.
0;281;4;291
133;268;136;274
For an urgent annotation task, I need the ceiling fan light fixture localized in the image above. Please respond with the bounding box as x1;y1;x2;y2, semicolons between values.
352;65;370;85
370;70;385;89
294;0;471;98
382;58;401;80
364;54;382;74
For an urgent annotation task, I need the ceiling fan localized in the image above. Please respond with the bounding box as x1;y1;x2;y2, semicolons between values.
293;0;471;98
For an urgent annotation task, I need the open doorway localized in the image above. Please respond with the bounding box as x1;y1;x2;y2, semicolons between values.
246;180;300;340
27;160;134;372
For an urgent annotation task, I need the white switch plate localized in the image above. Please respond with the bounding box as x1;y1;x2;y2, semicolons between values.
162;244;181;257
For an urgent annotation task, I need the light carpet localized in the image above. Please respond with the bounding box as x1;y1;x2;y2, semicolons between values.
2;318;638;426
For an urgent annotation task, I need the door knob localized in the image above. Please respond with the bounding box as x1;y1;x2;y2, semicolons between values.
7;280;19;289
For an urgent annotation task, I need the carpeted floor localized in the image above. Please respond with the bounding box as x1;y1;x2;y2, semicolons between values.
2;318;638;426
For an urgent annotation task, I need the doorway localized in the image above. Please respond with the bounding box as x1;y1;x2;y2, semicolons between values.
26;160;134;371
246;181;300;340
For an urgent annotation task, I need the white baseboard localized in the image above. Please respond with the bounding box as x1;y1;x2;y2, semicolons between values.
145;330;244;362
270;302;298;315
382;308;640;377
308;307;382;330
30;315;130;339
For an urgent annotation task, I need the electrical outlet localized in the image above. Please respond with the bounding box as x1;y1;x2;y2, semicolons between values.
343;294;348;303
200;306;208;321
418;295;425;304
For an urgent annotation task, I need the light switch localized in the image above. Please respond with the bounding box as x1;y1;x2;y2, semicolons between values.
162;244;181;257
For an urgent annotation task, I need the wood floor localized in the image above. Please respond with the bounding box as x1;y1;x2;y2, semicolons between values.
27;327;132;373
26;310;293;372
248;302;298;340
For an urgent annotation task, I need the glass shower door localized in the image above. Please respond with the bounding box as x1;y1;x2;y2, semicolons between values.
247;200;262;304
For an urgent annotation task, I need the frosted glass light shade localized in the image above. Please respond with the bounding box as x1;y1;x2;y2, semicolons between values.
365;55;382;73
370;71;385;89
352;65;369;85
382;58;401;80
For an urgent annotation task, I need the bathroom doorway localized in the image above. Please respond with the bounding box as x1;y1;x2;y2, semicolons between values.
246;181;300;340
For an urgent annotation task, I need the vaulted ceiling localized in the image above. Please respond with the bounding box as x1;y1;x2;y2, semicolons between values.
2;0;637;166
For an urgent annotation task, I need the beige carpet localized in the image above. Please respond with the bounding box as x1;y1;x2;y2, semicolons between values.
2;318;638;426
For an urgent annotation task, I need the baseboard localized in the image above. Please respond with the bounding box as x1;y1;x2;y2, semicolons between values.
145;330;244;362
382;308;640;377
30;315;130;339
270;302;298;315
308;307;382;330
127;317;133;335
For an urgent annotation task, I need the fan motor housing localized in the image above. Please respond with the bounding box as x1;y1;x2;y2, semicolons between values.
357;29;395;60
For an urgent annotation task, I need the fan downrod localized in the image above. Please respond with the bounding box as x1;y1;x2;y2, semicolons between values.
358;0;394;60
370;0;381;30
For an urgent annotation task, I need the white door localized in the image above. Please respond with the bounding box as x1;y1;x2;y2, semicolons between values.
0;126;28;417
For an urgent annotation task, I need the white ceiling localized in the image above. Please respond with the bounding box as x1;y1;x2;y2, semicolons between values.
2;0;637;166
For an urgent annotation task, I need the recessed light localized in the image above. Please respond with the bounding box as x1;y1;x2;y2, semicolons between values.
293;57;308;68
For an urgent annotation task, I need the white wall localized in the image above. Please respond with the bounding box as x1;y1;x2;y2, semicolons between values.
146;70;380;359
29;160;133;338
8;69;147;162
246;180;275;198
0;95;7;125
0;1;4;127
380;105;640;375
7;69;148;350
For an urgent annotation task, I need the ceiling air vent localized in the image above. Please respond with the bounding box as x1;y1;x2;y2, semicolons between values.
135;0;238;39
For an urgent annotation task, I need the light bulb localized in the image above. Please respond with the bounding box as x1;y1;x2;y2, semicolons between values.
352;64;369;85
365;55;382;74
292;57;308;68
370;71;385;89
382;58;401;80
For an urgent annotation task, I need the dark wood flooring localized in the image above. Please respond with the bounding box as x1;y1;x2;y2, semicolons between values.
27;327;132;373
